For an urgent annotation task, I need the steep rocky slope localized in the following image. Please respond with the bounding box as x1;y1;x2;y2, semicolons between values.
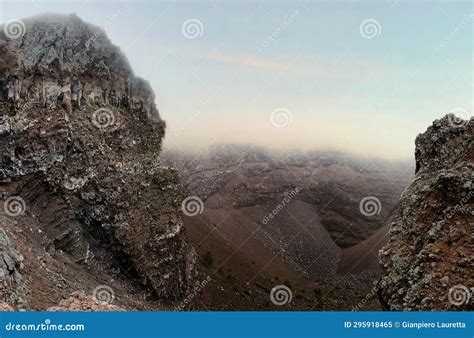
0;14;197;310
379;115;473;310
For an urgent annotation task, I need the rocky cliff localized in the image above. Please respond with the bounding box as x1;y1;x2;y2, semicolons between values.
0;14;197;310
379;114;473;310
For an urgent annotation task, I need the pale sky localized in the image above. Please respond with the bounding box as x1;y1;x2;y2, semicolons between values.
1;0;472;159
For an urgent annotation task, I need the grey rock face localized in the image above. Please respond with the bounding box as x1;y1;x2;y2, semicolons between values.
0;14;159;120
0;228;25;305
379;114;473;310
0;14;197;305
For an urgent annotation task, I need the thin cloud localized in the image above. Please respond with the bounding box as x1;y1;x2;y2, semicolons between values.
175;46;348;79
173;45;401;82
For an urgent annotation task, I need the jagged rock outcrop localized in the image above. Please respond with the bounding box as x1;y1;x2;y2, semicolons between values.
0;228;27;307
0;291;124;311
379;114;473;310
47;291;124;311
0;14;197;308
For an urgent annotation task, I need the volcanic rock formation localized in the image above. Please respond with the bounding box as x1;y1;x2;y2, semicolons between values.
379;114;473;310
0;228;26;307
0;14;197;310
47;291;124;311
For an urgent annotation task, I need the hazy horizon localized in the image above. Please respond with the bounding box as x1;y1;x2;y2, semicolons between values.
1;0;472;160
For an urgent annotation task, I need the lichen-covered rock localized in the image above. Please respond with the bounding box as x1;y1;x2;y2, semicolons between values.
0;228;26;306
0;14;197;305
379;114;473;310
